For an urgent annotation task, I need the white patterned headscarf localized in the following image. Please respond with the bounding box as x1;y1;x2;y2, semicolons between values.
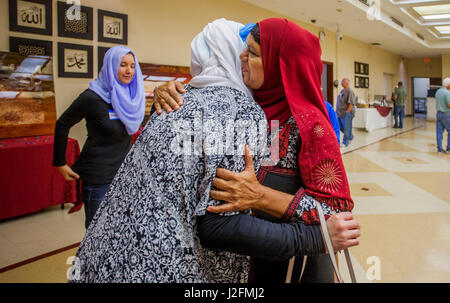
189;18;254;101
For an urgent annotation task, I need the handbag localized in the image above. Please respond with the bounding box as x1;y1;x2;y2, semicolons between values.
285;201;357;283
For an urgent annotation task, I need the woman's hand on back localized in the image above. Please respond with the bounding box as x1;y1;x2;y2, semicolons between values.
153;81;186;114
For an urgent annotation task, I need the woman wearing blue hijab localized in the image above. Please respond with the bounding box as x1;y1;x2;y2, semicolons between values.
53;46;145;229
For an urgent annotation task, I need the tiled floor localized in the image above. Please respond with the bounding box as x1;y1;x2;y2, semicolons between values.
0;116;449;283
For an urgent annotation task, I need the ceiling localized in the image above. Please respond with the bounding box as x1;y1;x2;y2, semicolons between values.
241;0;450;58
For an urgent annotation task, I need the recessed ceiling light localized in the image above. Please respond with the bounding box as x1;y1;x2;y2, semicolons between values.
413;4;450;16
435;25;450;34
422;14;450;20
391;0;441;4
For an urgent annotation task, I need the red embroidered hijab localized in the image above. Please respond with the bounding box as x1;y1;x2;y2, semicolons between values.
254;18;353;224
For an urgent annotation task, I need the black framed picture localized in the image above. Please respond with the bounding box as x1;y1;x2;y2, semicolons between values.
98;9;128;44
355;62;369;75
364;64;369;75
58;42;93;78
57;1;93;40
354;62;360;75
98;46;111;73
9;0;52;35
354;76;360;88
10;36;52;56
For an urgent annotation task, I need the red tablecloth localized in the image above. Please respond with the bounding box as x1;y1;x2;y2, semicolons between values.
0;135;82;220
373;106;392;117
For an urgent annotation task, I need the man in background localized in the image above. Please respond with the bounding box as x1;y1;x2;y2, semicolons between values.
393;81;407;129
336;78;357;147
435;78;450;154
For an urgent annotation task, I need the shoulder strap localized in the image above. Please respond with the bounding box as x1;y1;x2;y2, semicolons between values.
316;202;357;283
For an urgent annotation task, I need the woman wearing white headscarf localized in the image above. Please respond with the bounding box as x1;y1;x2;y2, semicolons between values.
70;19;326;283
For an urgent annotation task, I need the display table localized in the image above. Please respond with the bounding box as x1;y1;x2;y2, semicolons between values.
0;135;82;220
353;107;393;132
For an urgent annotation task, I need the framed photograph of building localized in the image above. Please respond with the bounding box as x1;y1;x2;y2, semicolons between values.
10;36;52;56
9;0;52;35
58;42;93;78
0;51;56;139
57;1;93;40
98;9;128;44
139;62;191;124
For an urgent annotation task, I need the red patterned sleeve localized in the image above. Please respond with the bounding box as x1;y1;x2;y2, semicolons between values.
281;187;306;222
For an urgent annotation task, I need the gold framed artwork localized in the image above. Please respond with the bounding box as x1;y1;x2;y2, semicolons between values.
139;63;192;122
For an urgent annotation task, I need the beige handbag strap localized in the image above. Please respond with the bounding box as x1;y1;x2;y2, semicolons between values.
316;202;357;283
285;203;357;283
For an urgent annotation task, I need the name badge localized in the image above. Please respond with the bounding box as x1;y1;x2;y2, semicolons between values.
109;109;119;120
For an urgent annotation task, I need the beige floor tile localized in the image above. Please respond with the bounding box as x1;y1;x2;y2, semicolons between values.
350;183;392;197
347;172;450;215
350;212;450;283
0;247;78;283
395;172;450;204
342;153;388;173
428;152;450;161
363;140;419;152
392;157;429;165
357;151;450;172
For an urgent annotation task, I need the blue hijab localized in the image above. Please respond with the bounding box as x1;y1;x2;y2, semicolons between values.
89;46;145;135
239;22;256;43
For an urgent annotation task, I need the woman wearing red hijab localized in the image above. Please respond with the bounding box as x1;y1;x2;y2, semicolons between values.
154;18;360;283
210;18;356;283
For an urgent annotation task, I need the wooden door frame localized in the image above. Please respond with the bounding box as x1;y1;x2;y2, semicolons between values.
322;61;334;106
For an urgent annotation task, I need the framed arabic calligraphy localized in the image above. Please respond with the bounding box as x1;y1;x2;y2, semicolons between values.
98;46;111;73
98;9;128;45
58;42;93;78
9;0;52;36
10;36;52;56
57;1;93;40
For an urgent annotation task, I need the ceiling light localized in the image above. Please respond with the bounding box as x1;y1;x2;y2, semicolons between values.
390;0;441;4
435;25;450;34
422;14;450;20
413;4;450;16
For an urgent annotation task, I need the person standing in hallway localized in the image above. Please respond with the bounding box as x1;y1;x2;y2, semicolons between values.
393;81;407;129
435;77;450;154
336;78;357;147
53;46;146;229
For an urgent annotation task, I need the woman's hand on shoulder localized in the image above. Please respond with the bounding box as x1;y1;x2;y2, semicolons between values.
153;81;186;114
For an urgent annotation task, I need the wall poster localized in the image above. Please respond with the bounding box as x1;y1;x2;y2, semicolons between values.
0;51;56;139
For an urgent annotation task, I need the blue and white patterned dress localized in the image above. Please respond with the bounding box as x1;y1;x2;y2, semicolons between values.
69;85;268;283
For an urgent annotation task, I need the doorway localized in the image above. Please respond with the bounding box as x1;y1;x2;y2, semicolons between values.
411;77;442;117
321;61;334;105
